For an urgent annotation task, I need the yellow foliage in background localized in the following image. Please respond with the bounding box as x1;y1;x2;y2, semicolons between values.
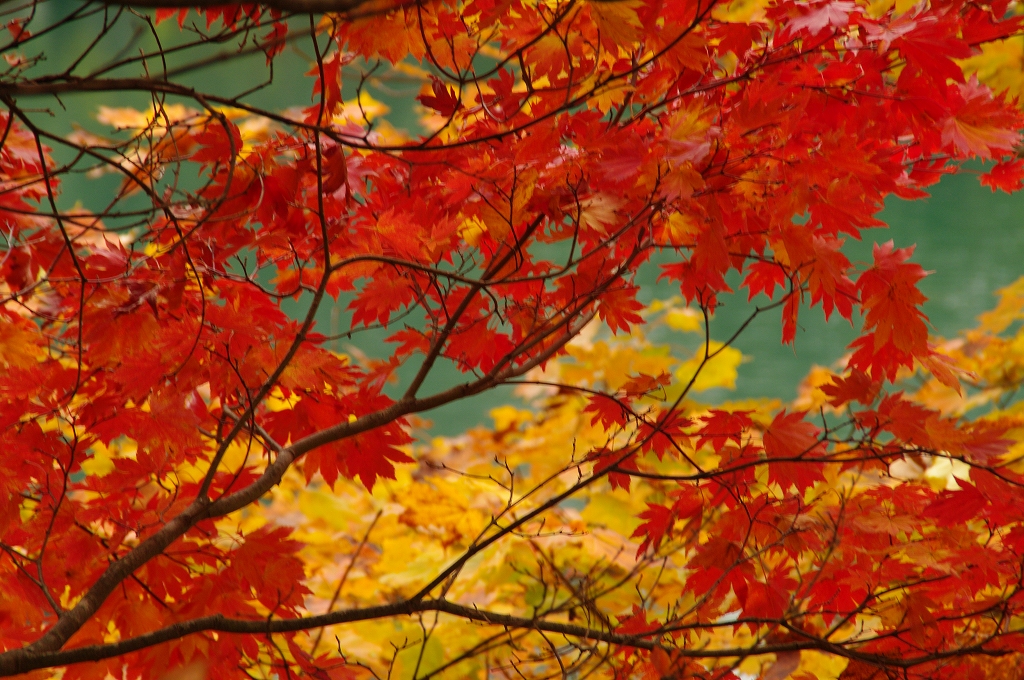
208;280;1022;677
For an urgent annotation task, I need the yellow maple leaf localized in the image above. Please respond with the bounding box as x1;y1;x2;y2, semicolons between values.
588;0;644;50
960;38;1024;103
675;341;744;391
664;306;703;333
712;0;770;23
0;316;43;369
978;276;1024;334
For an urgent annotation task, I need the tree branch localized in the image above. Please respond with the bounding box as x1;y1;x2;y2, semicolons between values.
103;0;376;13
0;598;1012;676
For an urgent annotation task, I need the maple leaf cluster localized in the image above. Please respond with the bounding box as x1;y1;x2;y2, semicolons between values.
0;0;1023;678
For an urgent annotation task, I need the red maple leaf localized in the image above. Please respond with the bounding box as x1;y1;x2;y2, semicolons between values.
598;285;645;334
981;159;1024;194
923;482;987;526
632;503;673;555
697;410;753;451
615;605;661;638
854;241;930;368
889;14;972;86
418;78;462;117
821;369;881;407
763;410;826;492
590;447;640;491
304;421;413;490
942;77;1021;159
348;275;416;327
784;0;858;37
743;260;787;301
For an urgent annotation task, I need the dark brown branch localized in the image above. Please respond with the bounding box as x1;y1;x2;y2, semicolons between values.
105;0;374;13
0;599;659;675
0;598;1014;676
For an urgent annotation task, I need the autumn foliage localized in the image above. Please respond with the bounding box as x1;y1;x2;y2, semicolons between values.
3;0;1024;677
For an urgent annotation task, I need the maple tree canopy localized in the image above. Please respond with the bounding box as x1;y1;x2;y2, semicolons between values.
3;0;1024;678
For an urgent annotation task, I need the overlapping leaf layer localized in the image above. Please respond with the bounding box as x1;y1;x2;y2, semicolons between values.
1;0;1024;677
